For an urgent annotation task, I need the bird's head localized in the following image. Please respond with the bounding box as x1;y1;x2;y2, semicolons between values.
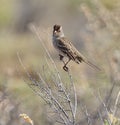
53;24;64;37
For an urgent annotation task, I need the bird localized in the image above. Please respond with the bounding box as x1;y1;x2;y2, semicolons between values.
52;24;101;72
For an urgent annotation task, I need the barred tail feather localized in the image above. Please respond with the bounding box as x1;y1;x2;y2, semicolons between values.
83;60;101;71
76;56;101;71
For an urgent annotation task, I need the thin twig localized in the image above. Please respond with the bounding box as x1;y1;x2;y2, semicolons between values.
67;70;77;124
98;110;104;125
112;90;120;122
97;90;112;125
29;24;63;85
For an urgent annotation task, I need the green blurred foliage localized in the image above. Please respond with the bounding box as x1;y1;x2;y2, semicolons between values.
101;0;119;10
0;0;13;27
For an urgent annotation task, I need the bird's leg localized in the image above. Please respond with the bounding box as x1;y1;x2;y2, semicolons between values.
63;58;71;72
59;54;70;72
59;54;64;61
59;54;66;65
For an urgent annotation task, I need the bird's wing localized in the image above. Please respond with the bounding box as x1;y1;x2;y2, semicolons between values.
57;37;85;61
57;37;101;71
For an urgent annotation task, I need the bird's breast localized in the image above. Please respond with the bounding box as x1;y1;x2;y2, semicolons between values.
52;36;60;50
52;36;67;57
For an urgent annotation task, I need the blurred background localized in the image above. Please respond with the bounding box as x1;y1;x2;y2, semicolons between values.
0;0;120;125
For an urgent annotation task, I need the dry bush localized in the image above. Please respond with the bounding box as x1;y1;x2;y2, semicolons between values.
17;22;120;125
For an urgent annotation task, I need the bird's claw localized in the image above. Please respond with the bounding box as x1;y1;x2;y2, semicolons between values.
63;66;69;72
